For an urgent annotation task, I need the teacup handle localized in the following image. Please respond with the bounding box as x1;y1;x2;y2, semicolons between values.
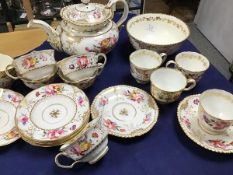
96;53;107;75
184;78;196;91
165;60;177;68
55;152;80;169
160;53;167;64
5;64;19;80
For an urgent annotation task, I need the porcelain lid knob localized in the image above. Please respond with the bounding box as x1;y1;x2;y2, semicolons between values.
81;0;90;5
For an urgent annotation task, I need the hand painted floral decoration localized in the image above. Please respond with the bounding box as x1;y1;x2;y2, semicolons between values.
124;90;144;103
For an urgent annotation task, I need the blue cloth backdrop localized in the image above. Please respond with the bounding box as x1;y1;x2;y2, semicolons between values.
0;15;233;175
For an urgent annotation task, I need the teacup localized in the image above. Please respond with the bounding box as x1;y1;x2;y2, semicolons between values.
5;50;57;81
55;117;108;169
166;51;209;81
150;68;196;103
57;52;107;82
0;53;14;88
129;49;167;84
198;89;233;134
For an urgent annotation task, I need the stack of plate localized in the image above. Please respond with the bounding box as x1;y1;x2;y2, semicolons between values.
15;83;90;147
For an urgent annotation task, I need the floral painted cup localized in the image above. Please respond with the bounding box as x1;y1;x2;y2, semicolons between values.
198;89;233;134
0;53;14;88
130;49;167;84
57;52;107;82
5;50;57;81
166;51;209;82
150;68;196;104
55;117;108;169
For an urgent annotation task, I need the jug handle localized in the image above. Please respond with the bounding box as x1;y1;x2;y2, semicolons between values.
106;0;129;28
55;152;80;169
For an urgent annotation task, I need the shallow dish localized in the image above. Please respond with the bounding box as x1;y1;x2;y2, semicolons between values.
0;89;24;146
127;13;190;55
15;83;90;147
178;94;233;153
91;85;159;138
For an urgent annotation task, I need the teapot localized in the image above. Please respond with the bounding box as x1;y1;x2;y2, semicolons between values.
27;0;129;55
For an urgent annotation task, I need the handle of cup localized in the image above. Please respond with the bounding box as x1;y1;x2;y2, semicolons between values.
96;53;107;75
160;53;167;64
165;60;177;68
184;78;196;91
55;152;80;169
5;64;18;80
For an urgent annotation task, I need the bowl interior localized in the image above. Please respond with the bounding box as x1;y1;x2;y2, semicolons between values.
130;50;162;69
151;68;187;92
200;90;233;120
127;14;189;45
176;52;209;72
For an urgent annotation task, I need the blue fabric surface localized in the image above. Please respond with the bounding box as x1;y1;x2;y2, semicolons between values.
1;16;233;175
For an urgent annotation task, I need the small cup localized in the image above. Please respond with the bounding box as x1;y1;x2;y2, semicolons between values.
0;53;14;88
55;117;108;169
150;68;196;103
166;51;209;81
57;52;107;82
129;49;167;84
198;89;233;134
5;50;57;81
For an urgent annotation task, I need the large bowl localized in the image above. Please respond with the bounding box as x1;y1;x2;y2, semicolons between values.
126;13;190;55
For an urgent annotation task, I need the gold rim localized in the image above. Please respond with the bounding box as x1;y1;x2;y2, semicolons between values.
15;83;91;147
91;85;159;138
177;94;233;154
126;13;190;47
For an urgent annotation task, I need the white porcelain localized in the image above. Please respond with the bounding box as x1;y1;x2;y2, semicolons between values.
166;51;209;81
91;85;159;138
5;50;57;81
55;117;108;168
27;0;129;55
127;13;190;55
129;49;167;84
150;68;196;103
0;54;14;88
178;94;233;153
15;83;90;147
57;52;107;82
198;89;233;134
0;89;24;146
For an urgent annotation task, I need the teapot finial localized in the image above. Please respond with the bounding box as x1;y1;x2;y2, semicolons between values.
81;0;90;5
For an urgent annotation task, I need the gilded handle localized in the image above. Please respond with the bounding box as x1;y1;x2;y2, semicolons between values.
55;152;80;169
159;53;167;64
5;64;18;80
184;78;196;91
165;60;177;68
96;53;107;75
106;0;129;28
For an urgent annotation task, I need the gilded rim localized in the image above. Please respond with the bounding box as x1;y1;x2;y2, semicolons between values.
91;85;159;138
177;94;233;153
126;13;190;47
15;83;90;147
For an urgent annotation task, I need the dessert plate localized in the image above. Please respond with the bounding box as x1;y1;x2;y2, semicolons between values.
178;94;233;153
0;89;24;146
16;83;90;147
91;85;159;138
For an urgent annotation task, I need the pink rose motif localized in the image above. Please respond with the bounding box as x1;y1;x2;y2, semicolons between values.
104;119;117;130
47;129;64;140
99;97;108;106
77;56;90;69
8;94;19;104
193;98;199;105
124;90;144;103
20;115;29;125
93;11;101;19
45;85;61;96
208;140;227;150
78;96;85;106
143;113;151;124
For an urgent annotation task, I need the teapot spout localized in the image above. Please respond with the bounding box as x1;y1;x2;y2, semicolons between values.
27;19;62;51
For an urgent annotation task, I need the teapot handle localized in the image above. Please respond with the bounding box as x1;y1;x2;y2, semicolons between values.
55;152;80;169
106;0;129;28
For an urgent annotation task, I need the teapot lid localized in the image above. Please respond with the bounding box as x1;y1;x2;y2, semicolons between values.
60;0;113;26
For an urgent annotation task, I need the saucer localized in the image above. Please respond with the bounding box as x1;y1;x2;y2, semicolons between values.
15;83;90;147
91;85;159;138
0;89;24;146
178;94;233;153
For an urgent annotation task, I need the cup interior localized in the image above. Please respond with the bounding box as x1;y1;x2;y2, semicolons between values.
130;50;162;69
150;68;187;92
176;52;209;72
200;89;233;120
0;54;13;72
